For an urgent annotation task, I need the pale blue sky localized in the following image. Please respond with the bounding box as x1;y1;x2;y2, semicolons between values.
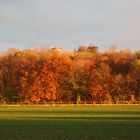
0;0;140;53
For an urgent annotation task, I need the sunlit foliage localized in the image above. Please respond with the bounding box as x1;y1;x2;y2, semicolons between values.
0;47;139;103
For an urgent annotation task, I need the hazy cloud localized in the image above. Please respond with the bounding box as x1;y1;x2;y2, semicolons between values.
0;0;140;52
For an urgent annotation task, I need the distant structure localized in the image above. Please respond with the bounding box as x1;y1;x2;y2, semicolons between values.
51;47;62;54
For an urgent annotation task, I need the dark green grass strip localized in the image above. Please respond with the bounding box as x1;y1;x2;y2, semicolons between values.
0;106;140;140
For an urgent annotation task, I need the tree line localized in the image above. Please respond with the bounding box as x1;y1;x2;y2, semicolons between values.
0;46;140;104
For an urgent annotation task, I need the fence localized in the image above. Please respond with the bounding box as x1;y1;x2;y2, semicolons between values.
0;100;140;107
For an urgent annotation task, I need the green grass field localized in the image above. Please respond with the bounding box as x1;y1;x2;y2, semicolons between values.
0;105;140;140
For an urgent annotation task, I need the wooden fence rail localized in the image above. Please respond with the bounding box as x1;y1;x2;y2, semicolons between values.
0;100;140;106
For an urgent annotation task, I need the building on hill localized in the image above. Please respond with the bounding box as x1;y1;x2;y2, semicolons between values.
51;47;62;54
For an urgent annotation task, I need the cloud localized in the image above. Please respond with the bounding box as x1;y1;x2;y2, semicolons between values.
0;0;140;52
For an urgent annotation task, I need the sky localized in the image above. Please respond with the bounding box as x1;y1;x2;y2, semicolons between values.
0;0;140;53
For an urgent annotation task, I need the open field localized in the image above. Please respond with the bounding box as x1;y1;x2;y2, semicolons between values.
0;105;140;140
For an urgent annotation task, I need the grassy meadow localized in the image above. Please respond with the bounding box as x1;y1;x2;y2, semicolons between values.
0;105;140;140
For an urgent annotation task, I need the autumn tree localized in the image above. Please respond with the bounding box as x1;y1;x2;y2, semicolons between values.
0;46;139;103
